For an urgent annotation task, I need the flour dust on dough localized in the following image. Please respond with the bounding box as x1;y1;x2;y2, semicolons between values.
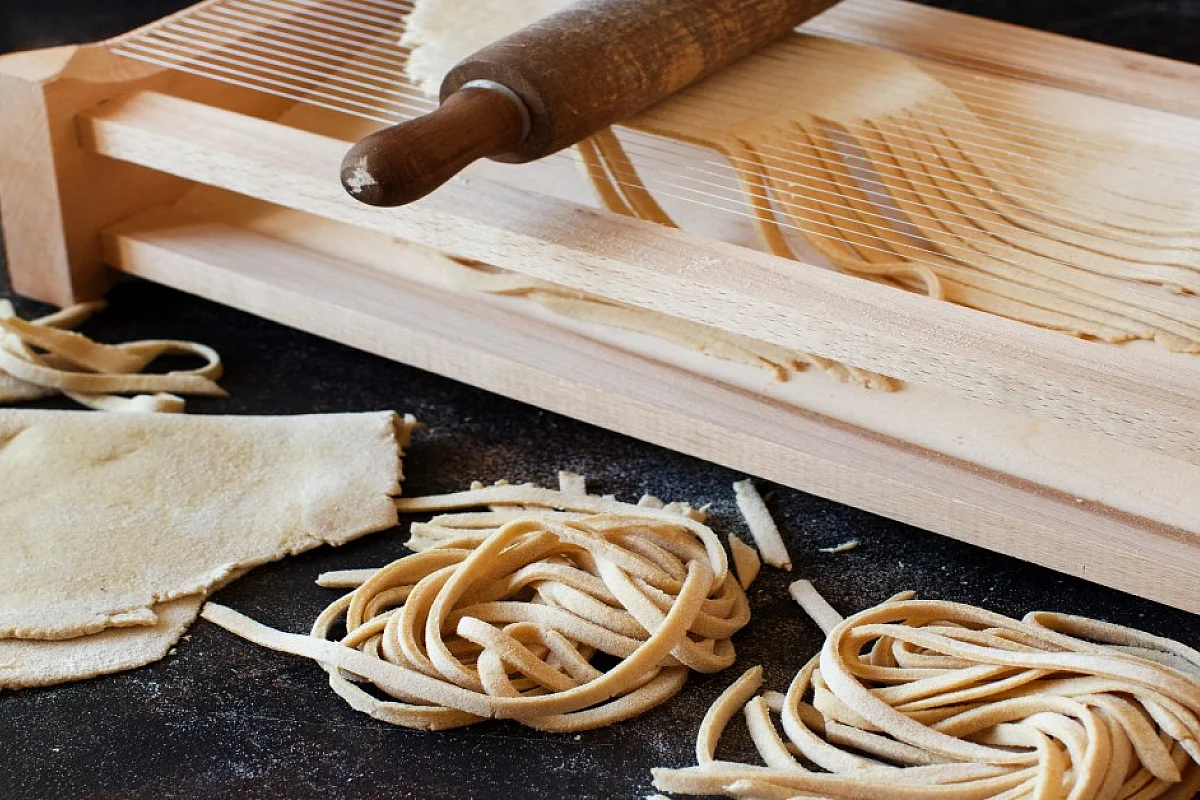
0;409;412;641
0;596;203;690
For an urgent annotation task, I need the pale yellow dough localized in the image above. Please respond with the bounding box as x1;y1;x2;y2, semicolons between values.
0;409;412;641
401;0;569;94
0;596;203;690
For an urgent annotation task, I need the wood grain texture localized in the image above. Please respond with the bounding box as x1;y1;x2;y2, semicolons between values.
0;38;295;307
171;183;1200;539
341;87;528;207
101;205;1200;614
8;0;1200;617
810;0;1200;118
10;0;1200;304
343;0;843;205
0;45;183;305
79;91;1200;464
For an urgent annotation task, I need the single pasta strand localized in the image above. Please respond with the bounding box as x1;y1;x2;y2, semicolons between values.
788;579;843;635
732;480;791;571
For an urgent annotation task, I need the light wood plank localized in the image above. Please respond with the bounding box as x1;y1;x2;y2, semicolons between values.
102;205;1200;613
0;44;295;306
0;45;181;304
173;184;1200;536
811;0;1200;117
80;91;1200;463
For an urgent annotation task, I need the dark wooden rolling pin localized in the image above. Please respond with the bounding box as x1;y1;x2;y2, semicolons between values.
340;0;843;207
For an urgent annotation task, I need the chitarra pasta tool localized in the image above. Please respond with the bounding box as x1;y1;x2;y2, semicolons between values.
1;0;1199;611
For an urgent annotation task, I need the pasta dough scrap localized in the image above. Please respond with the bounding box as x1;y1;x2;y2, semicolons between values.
0;596;203;690
728;535;761;590
0;300;225;413
557;470;587;495
0;301;102;406
653;583;1200;798
787;578;843;635
202;482;751;732
0;409;413;641
732;480;791;571
529;291;898;390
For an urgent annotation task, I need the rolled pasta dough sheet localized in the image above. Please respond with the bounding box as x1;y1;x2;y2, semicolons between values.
0;409;411;641
0;596;203;690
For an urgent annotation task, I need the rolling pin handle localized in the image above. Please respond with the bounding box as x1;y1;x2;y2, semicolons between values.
339;81;531;207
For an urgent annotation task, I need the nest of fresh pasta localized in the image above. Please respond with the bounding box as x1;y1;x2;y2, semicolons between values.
204;480;752;732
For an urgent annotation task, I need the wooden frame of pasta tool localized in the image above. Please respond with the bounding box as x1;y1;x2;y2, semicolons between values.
1;0;1198;611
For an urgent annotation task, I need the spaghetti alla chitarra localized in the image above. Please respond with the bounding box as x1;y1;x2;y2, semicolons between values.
654;580;1200;798
203;482;753;732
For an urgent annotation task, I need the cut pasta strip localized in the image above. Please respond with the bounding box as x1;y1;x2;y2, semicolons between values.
728;535;761;590
789;579;843;635
558;471;587;495
732;480;791;571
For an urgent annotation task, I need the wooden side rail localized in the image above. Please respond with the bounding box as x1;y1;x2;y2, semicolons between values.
0;45;183;303
0;5;365;307
812;0;1200;118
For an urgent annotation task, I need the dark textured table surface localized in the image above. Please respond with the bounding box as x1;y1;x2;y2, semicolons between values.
1;3;1198;798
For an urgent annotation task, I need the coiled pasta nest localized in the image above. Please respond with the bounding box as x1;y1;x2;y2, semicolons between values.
204;483;751;732
654;585;1200;799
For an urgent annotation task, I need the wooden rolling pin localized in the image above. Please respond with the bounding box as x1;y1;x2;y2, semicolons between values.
341;0;843;207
